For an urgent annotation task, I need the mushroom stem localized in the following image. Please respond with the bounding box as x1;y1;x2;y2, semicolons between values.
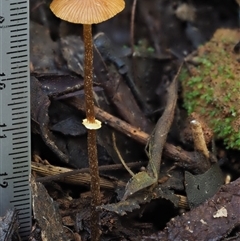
83;23;101;240
83;24;95;123
88;129;101;240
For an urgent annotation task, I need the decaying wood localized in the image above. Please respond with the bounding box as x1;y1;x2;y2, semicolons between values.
31;177;67;241
142;176;240;241
0;209;19;241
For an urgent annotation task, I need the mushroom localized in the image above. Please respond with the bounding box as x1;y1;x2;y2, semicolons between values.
50;0;125;124
49;0;125;240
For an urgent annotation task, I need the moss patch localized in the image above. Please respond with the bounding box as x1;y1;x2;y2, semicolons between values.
180;29;240;149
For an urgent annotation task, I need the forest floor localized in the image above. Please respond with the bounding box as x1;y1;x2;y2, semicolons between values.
3;0;240;240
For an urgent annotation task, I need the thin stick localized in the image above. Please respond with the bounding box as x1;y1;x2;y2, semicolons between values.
190;120;209;159
32;162;115;188
130;0;138;55
65;97;149;144
64;97;197;165
35;161;147;184
112;132;135;177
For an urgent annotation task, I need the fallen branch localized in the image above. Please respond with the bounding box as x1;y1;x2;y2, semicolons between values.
32;162;116;189
64;96;197;166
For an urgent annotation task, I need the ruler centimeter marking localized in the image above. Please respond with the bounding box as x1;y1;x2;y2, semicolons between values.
0;0;31;239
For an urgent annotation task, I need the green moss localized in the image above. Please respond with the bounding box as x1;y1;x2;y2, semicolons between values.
181;29;240;149
133;39;155;56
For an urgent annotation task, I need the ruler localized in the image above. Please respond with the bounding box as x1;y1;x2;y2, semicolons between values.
0;0;31;240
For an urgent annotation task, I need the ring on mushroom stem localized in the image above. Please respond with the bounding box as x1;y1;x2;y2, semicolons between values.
82;119;102;130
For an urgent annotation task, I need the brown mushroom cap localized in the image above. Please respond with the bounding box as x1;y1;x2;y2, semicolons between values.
50;0;125;24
